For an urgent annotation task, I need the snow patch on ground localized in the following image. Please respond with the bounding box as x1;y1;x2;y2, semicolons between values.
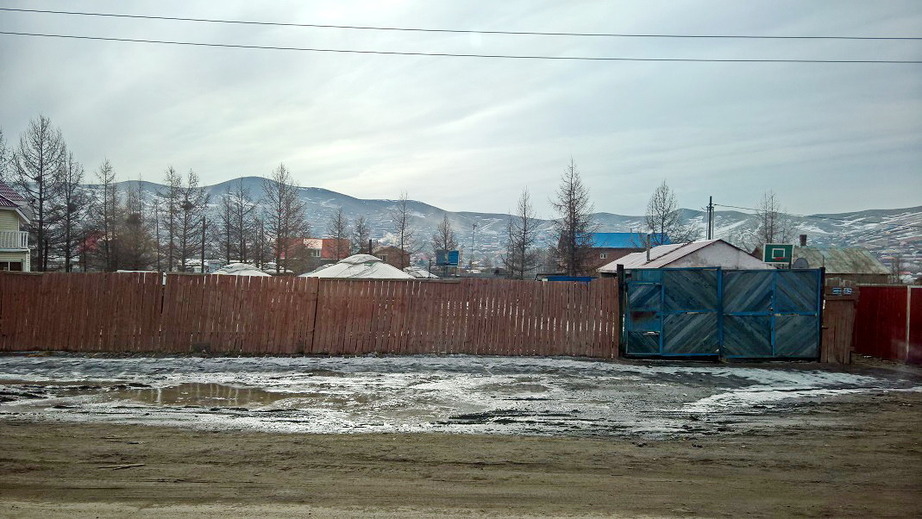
1;355;916;438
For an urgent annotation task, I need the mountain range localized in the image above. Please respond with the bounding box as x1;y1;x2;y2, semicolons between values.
112;176;921;274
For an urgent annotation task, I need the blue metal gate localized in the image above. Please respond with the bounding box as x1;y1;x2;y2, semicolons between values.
623;268;822;359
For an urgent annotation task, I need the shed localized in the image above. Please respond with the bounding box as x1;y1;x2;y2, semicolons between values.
791;246;889;286
597;239;771;274
373;246;410;270
300;254;414;279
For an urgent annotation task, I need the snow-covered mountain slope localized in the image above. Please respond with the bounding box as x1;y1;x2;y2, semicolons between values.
112;177;921;274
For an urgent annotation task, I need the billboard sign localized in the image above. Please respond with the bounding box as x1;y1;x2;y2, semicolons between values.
436;250;460;266
763;243;793;264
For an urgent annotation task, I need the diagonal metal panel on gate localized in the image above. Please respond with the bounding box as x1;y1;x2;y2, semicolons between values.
722;270;777;358
623;269;664;355
771;270;823;358
661;268;720;356
623;267;822;360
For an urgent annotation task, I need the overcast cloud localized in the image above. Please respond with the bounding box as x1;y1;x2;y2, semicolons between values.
1;0;920;217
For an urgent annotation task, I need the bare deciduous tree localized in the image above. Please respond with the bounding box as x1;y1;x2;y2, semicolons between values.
352;215;371;254
644;180;698;244
177;170;208;272
231;181;257;263
889;253;905;284
753;191;795;246
93;159;119;271
52;151;90;271
0;128;10;184
263;164;308;273
252;214;270;268
159;166;183;271
326;207;351;260
217;180;259;264
117;179;156;270
218;190;235;263
14;115;66;271
389;191;415;269
552;159;596;276
432;213;458;254
503;188;539;279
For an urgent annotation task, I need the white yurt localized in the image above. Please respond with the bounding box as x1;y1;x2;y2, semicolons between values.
300;254;414;279
213;262;272;277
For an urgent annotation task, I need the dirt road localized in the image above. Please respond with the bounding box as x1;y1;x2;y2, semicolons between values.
2;390;920;518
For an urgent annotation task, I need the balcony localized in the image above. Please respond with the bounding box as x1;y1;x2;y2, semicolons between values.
0;230;29;250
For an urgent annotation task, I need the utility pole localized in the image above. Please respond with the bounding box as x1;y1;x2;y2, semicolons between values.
707;196;715;240
470;222;477;269
200;215;207;273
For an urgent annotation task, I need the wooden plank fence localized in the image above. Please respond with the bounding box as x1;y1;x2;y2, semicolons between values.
0;272;619;358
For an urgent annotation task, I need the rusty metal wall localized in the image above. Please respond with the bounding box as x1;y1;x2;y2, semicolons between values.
853;285;921;364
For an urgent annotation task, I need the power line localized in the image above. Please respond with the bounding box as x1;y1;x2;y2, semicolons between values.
2;31;921;63
3;7;921;41
713;203;873;223
713;203;760;212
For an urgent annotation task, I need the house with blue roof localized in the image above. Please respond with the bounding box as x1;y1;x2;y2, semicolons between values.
584;232;671;272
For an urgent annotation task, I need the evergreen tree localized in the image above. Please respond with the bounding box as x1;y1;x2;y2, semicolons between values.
551;159;596;276
503;188;539;279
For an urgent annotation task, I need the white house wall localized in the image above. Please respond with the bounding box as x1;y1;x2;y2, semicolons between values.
0;209;20;230
0;251;30;271
669;241;772;270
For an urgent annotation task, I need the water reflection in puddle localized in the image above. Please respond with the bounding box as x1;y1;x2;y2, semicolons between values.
112;383;296;407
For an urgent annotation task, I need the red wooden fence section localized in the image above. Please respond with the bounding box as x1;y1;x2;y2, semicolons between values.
0;272;619;358
853;285;921;364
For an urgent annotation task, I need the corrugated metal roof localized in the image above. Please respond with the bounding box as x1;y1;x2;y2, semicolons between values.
588;232;671;248
792;247;889;275
603;240;720;269
597;239;771;271
0;182;27;204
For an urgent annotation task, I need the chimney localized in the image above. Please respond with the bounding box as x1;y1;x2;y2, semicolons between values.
799;234;807;247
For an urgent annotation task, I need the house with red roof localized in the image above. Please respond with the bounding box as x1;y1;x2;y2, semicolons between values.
0;181;31;271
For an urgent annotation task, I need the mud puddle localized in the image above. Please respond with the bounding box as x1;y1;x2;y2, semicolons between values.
1;354;920;438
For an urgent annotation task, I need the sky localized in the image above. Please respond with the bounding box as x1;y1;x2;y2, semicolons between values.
1;1;920;218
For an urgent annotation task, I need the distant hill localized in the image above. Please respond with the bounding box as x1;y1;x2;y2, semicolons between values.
106;177;921;275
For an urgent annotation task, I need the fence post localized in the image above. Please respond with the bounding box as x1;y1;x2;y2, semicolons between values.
906;285;912;363
616;265;625;358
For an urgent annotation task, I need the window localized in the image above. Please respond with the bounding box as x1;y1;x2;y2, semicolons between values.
600;252;608;259
0;261;23;271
